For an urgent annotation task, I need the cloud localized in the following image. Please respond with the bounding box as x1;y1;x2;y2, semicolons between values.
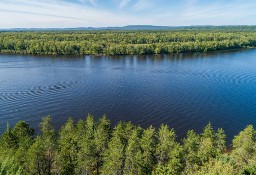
148;0;256;26
119;0;130;9
79;0;97;6
0;0;255;28
0;0;153;28
0;9;84;20
133;0;154;11
181;0;256;23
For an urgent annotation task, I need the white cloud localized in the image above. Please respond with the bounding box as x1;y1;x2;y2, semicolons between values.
79;0;97;6
181;0;256;23
148;0;256;26
133;0;154;11
0;0;154;28
119;0;130;9
0;0;255;28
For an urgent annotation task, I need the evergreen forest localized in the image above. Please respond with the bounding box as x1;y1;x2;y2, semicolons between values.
1;115;256;175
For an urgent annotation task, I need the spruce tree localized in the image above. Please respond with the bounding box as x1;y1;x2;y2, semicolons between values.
102;122;133;175
76;114;97;174
94;115;111;174
140;126;157;175
123;127;143;175
57;118;78;175
154;125;183;175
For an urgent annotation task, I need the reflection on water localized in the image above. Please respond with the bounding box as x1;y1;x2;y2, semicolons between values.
1;49;256;143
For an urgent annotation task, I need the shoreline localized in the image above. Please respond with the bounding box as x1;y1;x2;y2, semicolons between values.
0;47;255;57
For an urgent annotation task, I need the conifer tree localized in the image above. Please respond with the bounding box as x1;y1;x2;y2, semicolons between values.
182;130;200;173
231;125;256;169
25;116;57;175
0;124;18;150
123;127;143;175
76;114;97;174
102;122;133;175
140;126;157;174
154;125;183;175
57;118;78;175
94;115;111;174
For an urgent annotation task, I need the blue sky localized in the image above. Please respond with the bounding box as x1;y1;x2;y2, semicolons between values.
0;0;256;28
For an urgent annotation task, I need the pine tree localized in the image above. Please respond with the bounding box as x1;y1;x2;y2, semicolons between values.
154;125;183;175
182;130;200;173
214;128;226;156
231;125;256;169
25;136;47;175
123;127;143;175
140;126;157;175
57;118;78;175
13;121;35;174
25;116;57;175
94;115;111;174
0;124;18;150
12;121;34;141
198;123;216;163
76;114;97;174
102;122;133;175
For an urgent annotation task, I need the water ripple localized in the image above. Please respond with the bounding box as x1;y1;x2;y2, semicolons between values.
0;80;80;103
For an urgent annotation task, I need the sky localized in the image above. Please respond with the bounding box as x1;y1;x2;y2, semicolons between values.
0;0;256;28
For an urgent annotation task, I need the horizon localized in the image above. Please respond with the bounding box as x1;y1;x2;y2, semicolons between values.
2;24;256;30
1;0;256;28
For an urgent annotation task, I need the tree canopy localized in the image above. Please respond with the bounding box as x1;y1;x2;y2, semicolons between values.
0;115;255;174
1;29;256;56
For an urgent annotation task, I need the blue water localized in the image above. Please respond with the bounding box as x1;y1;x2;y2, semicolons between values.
1;49;256;143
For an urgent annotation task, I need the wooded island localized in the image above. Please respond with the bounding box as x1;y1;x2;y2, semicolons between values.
1;27;256;55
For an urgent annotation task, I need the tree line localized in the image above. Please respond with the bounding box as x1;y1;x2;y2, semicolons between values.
0;30;256;55
0;115;256;174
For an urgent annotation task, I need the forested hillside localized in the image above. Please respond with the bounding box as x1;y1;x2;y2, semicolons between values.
1;115;256;174
1;29;256;55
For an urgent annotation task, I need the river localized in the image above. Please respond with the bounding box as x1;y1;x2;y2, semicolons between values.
1;49;256;142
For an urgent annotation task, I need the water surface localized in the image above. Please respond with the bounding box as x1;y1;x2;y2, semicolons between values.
1;50;256;142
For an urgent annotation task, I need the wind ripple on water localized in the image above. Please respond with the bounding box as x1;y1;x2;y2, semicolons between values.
0;80;81;103
196;68;256;85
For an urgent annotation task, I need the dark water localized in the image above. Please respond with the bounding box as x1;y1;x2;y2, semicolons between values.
1;49;256;143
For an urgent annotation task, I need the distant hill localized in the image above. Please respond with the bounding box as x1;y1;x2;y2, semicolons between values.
0;25;179;31
1;25;256;31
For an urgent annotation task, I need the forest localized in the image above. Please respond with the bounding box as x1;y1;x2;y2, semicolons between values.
0;115;256;175
1;29;256;55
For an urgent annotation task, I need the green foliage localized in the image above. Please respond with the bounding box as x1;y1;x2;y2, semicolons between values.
1;29;256;55
102;122;133;175
12;121;34;140
182;130;201;173
0;124;18;150
0;121;34;175
123;127;143;175
194;157;235;175
94;115;111;174
1;115;256;174
25;116;57;175
57;118;78;175
140;126;157;174
231;125;256;173
76;114;97;174
25;136;48;175
154;125;183;175
197;123;226;164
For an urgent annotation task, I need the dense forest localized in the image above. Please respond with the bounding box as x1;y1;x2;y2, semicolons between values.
1;115;256;174
1;29;256;55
